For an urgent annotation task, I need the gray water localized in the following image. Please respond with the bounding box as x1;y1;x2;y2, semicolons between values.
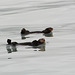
0;0;75;75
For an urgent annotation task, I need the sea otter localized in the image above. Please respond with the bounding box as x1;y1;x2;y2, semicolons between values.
21;27;53;35
6;38;45;53
7;38;45;46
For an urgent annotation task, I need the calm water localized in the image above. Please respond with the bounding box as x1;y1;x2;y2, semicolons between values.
0;0;75;75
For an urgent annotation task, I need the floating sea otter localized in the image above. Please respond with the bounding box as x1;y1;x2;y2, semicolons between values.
7;38;45;46
6;38;45;53
21;27;53;34
21;27;53;39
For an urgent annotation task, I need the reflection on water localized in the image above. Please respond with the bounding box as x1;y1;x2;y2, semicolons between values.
21;34;26;39
39;45;45;51
6;43;45;53
6;44;17;53
32;43;45;51
6;45;12;53
11;45;17;52
21;34;29;39
43;32;53;37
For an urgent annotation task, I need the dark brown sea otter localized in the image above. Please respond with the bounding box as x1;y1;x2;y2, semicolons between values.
7;38;45;46
6;38;45;53
21;27;53;35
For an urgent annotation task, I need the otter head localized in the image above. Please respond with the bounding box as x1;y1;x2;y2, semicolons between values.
38;38;45;44
42;27;53;34
47;27;53;32
7;39;11;44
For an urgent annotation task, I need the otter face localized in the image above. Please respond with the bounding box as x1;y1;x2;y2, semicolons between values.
42;27;53;34
38;38;45;44
47;27;53;32
45;27;53;32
